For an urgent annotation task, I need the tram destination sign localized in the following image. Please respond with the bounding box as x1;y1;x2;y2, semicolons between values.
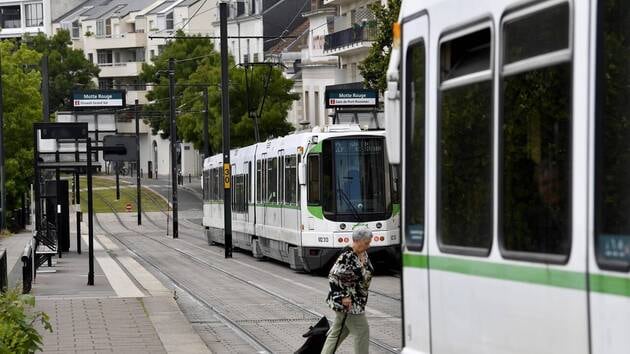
325;89;378;108
72;90;126;108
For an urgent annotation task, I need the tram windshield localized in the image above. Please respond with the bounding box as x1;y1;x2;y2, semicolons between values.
321;137;391;221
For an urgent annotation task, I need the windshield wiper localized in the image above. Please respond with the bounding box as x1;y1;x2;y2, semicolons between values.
336;187;361;222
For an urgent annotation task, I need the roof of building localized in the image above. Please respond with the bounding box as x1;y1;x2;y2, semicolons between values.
56;0;159;23
268;19;309;54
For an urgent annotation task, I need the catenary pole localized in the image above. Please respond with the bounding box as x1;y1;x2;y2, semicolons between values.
220;1;232;258
135;99;142;225
203;87;210;157
169;58;179;239
0;51;5;231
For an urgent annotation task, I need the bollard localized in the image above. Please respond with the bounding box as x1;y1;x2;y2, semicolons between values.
189;174;191;183
0;250;7;293
21;240;33;294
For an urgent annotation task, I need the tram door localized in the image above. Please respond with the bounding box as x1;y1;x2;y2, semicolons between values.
400;14;431;353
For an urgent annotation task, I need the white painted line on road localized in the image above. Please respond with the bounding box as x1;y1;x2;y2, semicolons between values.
81;233;145;298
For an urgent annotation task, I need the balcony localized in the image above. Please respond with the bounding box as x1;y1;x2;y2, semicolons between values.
98;62;144;77
84;32;147;50
324;24;376;55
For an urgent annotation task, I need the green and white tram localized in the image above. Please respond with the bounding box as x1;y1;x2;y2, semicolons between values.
386;0;630;353
202;124;400;272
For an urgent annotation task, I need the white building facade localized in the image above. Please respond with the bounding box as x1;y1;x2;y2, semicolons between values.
0;0;86;38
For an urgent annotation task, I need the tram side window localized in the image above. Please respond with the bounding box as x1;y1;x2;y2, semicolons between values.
405;41;426;252
203;170;209;201
285;155;297;205
595;0;630;271
256;160;262;203
307;155;320;205
279;154;285;204
438;27;493;254
500;3;571;261
268;158;277;203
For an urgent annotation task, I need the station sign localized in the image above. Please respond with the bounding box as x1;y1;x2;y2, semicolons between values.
72;90;126;108
325;89;378;108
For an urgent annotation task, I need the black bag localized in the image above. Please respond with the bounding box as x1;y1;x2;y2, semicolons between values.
295;316;330;354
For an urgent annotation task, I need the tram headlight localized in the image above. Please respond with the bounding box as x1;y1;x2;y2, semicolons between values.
340;223;346;230
376;222;382;229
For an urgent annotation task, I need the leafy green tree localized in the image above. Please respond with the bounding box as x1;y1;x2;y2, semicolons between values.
0;287;52;353
24;29;100;112
358;0;401;94
1;41;42;214
141;33;298;151
139;31;217;139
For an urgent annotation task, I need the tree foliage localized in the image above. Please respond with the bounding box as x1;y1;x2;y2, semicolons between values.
358;0;401;94
0;287;52;353
140;32;298;151
1;41;42;213
24;29;100;112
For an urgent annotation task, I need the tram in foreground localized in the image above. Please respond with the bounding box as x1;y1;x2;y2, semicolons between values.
386;0;630;353
202;124;400;272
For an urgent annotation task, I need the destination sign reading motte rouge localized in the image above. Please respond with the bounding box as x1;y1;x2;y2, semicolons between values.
72;90;126;108
325;89;378;108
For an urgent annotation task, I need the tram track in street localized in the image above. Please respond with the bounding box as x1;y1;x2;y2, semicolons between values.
121;183;403;304
91;191;401;353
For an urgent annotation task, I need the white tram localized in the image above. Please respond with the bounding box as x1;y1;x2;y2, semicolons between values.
386;0;630;353
202;124;400;272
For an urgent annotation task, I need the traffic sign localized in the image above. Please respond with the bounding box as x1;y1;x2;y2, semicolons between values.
125;203;132;212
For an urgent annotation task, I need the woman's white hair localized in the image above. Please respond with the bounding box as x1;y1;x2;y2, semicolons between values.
352;227;373;242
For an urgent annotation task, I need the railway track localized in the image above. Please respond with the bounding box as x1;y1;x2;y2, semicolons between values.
91;191;400;353
118;183;402;306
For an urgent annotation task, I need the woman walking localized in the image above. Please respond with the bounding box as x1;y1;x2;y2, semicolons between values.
321;228;374;354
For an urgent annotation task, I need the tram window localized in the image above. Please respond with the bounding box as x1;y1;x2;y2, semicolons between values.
307;155;321;205
268;158;278;203
500;4;571;261
279;153;285;204
504;3;569;64
405;41;426;252
438;28;493;254
440;28;490;81
285;155;297;205
595;0;630;271
256;160;261;203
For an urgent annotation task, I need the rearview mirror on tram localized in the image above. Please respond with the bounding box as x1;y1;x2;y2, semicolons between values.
298;162;306;185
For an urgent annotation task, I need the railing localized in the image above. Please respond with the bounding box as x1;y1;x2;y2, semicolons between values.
0;249;7;293
324;24;377;51
21;240;33;294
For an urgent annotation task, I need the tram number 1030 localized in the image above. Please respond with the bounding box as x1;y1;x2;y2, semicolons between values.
318;236;330;243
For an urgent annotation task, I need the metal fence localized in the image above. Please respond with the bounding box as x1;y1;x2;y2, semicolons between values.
324;24;377;51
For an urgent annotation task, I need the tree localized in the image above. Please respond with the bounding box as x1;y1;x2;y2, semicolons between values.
139;31;217;139
358;0;401;94
0;41;42;215
141;33;298;151
24;29;100;112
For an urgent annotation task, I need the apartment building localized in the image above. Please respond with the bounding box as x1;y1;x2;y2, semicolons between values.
0;0;84;38
53;0;210;177
212;0;311;65
322;0;377;84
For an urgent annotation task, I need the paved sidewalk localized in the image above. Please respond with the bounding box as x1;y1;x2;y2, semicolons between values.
24;210;212;354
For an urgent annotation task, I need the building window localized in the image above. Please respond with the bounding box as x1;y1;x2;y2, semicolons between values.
25;3;43;27
251;0;256;14
96;20;104;37
237;1;245;16
0;6;21;29
105;18;111;37
99;78;113;90
97;50;113;64
438;27;493;255
149;20;154;31
166;12;174;30
88;53;93;63
150;50;156;60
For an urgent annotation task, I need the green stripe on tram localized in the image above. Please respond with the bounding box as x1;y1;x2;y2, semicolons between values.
403;253;630;297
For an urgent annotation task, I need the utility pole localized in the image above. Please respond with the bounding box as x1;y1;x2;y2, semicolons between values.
135;99;141;225
87;138;94;286
41;54;49;122
168;58;178;239
0;50;5;231
203;87;210;157
220;1;232;258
